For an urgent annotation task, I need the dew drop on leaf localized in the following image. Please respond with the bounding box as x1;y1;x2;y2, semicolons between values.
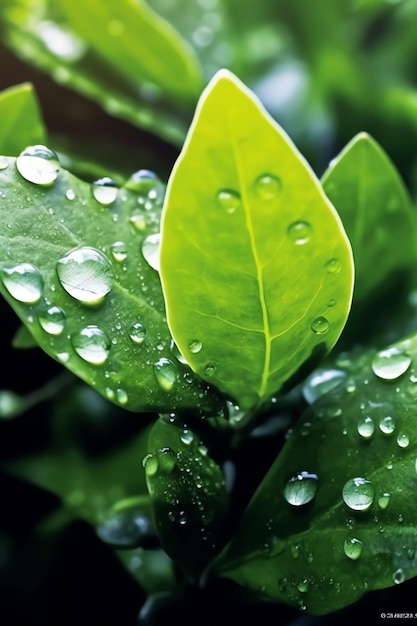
204;363;217;377
180;429;194;445
378;492;391;510
371;347;412;380
129;322;146;344
325;258;341;274
91;177;118;205
296;579;309;593
38;305;66;335
311;316;329;335
125;169;165;208
253;173;282;200
153;357;178;391
110;241;128;262
0;263;44;303
283;471;318;507
56;246;113;304
287;220;312;244
142;233;161;271
143;453;158;477
217;189;241;214
65;189;76;201
357;416;375;439
396;432;410;448
379;415;396;435
129;209;147;232
343;537;363;560
188;339;202;354
71;325;111;365
16;145;60;186
342;477;374;511
393;568;405;585
116;388;128;405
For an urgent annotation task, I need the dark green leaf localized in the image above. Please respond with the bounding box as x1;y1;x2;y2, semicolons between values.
214;335;417;614
0;83;46;154
160;70;354;412
0;155;222;413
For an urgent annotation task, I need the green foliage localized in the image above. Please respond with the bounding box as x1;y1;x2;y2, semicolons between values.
0;83;46;154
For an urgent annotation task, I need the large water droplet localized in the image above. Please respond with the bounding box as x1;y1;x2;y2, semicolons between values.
253;173;282;200
142;233;160;271
283;471;318;507
311;316;329;335
16;145;60;186
71;325;110;364
397;432;410;448
129;322;146;344
287;221;312;244
0;263;44;303
342;477;374;511
56;247;113;304
153;358;178;391
180;429;194;445
357;416;375;439
38;305;66;335
217;189;241;214
372;347;412;380
344;537;363;560
393;568;405;585
379;415;396;435
91;177;118;205
188;339;202;354
110;241;128;262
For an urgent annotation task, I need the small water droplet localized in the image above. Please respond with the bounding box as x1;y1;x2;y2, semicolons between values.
129;322;146;344
372;347;412;380
311;316;329;335
180;429;195;445
253;173;282;200
379;415;396;435
143;453;158;477
393;568;405;585
397;432;410;448
38;305;66;335
116;388;128;405
287;221;312;244
56;246;113;304
153;358;178;391
325;258;341;274
378;492;391;510
188;339;202;354
71;325;110;365
125;169;164;208
16;145;60;186
0;156;9;170
217;189;241;214
296;579;309;593
142;233;160;271
65;188;76;201
110;241;128;262
0;263;44;303
327;298;337;307
204;363;217;377
91;177;118;205
344;537;363;560
342;477;374;511
283;471;318;507
357;416;375;439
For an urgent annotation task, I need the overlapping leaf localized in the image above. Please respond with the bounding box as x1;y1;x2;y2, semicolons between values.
0;83;46;154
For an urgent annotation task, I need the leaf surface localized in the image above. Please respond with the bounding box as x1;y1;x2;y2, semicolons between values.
160;70;354;411
214;335;417;614
0;156;222;413
0;83;46;154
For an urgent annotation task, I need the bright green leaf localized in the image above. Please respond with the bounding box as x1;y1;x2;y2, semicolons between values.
214;335;417;614
0;155;222;413
160;70;354;412
322;133;417;306
0;83;46;154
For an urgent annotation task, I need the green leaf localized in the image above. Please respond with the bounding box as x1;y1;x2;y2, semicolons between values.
214;336;417;614
0;83;46;154
144;416;228;578
160;70;354;412
0;155;222;413
322;133;417;307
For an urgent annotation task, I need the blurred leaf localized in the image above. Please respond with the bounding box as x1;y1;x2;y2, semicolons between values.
0;82;46;154
160;70;354;413
215;334;417;614
0;155;222;413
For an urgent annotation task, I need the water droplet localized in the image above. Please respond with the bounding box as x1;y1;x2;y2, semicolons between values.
38;305;66;335
287;220;312;244
302;368;346;403
253;173;282;200
342;477;374;511
372;347;412;380
311;316;329;335
327;298;337;308
116;388;128;405
188;339;202;354
153;358;178;391
142;233;160;271
129;322;146;344
204;363;217;377
125;169;164;208
378;492;391;510
0;156;9;170
357;416;375;439
71;325;110;364
296;579;309;593
283;471;318;507
217;189;241;214
16;145;60;186
110;241;128;262
56;247;113;304
143;453;158;477
91;177;118;205
393;568;405;585
344;537;363;560
180;429;195;445
379;415;396;435
397;432;410;448
65;189;76;201
325;258;341;274
0;263;44;303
